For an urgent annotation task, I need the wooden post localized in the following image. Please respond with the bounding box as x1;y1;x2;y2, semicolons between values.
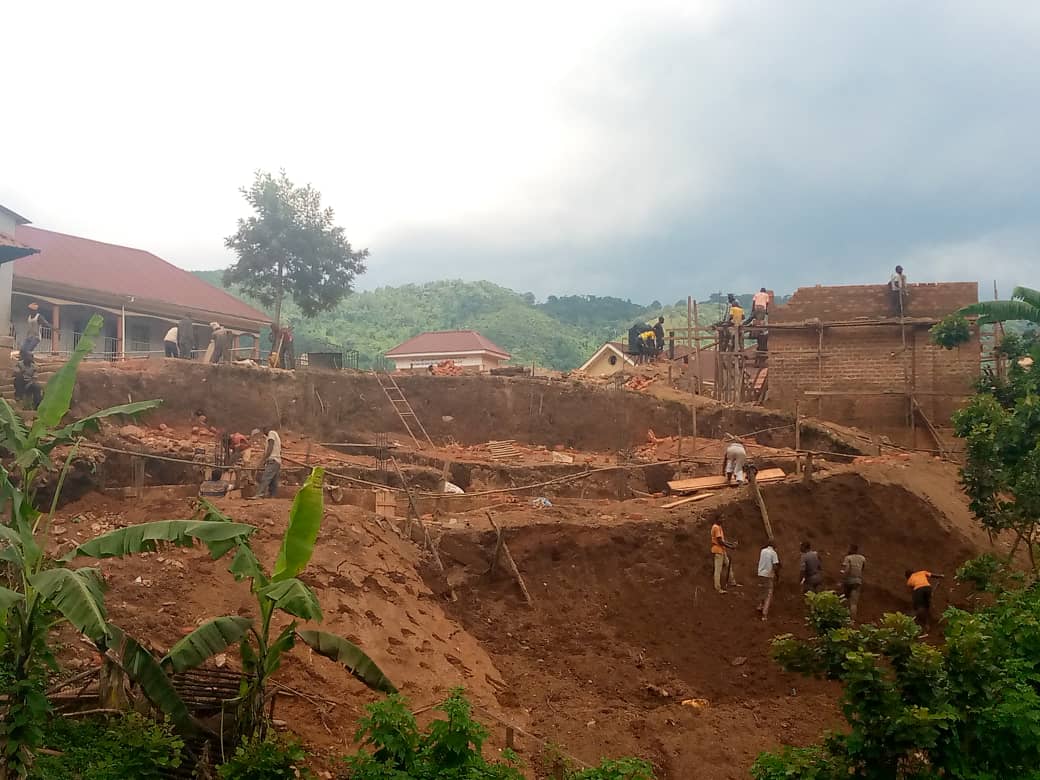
505;726;515;749
677;413;683;459
485;511;533;605
687;295;692;349
793;400;801;475
747;468;773;540
692;299;700;366
692;404;698;444
50;304;60;354
117;312;125;362
802;451;814;484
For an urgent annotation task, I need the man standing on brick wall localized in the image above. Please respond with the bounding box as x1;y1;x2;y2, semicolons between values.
888;265;907;315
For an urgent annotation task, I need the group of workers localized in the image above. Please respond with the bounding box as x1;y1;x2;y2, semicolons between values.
630;317;666;363
162;318;234;363
709;520;942;629
11;303;49;409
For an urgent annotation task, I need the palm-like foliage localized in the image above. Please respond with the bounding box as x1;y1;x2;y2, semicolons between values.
0;314;174;774
961;286;1040;324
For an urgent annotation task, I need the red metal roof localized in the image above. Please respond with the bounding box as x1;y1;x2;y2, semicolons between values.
13;226;269;324
386;330;511;358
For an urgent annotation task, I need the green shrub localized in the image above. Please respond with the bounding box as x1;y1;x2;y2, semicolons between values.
343;689;654;779
216;734;311;780
930;314;971;349
29;713;183;780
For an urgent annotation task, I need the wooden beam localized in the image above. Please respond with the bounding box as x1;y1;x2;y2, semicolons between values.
747;468;774;540
661;493;712;509
485;511;533;605
667;468;785;495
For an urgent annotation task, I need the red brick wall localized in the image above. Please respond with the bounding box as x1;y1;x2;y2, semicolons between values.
768;282;980;444
773;282;978;323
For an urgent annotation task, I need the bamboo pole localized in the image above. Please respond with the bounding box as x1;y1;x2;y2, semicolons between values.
794;400;801;475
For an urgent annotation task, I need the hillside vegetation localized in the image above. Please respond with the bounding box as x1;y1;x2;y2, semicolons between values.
194;271;749;370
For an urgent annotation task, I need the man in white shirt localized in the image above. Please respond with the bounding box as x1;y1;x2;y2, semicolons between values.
723;438;748;485
756;540;781;621
888;265;907;314
253;426;282;499
163;325;179;358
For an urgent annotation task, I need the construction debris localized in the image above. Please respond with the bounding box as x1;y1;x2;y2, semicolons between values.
488;440;523;460
430;360;465;376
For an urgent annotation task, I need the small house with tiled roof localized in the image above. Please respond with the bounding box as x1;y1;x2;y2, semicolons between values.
385;330;510;372
11;225;270;360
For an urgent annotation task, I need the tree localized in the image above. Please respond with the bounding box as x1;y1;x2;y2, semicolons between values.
224;170;368;323
961;286;1040;325
752;587;1040;780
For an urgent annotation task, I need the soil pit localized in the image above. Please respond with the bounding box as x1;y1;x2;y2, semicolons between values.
46;461;986;779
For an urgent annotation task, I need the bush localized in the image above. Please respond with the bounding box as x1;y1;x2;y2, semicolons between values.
343;689;655;779
216;734;311;780
29;713;183;780
930;314;971;349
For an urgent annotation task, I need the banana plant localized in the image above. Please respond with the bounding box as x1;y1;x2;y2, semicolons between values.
175;468;395;740
0;314;172;777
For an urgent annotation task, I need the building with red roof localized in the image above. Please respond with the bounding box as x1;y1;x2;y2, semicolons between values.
385;330;511;372
11;225;270;360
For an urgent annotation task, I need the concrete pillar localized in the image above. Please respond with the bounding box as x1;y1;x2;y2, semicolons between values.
252;335;259;360
51;304;60;354
117;312;124;362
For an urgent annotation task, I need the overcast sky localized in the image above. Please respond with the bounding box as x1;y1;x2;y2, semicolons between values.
3;1;1038;302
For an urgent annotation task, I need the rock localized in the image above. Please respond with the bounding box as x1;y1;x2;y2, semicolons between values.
731;656;748;667
646;684;670;698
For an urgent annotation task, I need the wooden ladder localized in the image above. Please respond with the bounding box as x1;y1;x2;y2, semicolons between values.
376;372;434;449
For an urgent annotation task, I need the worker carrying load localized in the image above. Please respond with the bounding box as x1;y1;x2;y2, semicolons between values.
628;321;652;356
638;328;658;363
722;435;748;485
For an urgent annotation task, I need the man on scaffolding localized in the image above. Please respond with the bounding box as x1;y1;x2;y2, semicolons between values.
889;265;907;315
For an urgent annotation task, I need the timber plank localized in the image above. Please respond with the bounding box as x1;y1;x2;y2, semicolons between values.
667;468;785;495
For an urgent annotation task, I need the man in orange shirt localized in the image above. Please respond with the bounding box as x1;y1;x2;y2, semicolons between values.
905;569;945;630
711;520;739;594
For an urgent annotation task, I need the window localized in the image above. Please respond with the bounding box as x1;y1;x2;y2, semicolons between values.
129;324;151;352
608;354;618;366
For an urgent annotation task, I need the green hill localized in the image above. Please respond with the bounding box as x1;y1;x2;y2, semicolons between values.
193;271;762;370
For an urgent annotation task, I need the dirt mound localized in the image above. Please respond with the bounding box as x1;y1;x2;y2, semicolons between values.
437;471;982;778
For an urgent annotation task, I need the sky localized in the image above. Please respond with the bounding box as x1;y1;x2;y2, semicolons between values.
3;0;1039;302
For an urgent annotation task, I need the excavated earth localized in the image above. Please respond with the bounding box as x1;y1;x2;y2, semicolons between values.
47;450;991;779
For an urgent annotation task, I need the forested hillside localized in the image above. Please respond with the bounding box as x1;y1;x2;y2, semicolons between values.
194;271;758;370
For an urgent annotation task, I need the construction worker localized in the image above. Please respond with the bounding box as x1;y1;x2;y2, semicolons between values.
251;425;282;499
177;313;195;359
710;519;739;594
13;350;42;409
22;303;50;355
889;265;907;314
209;322;231;364
905;569;944;631
728;294;745;327
840;544;866;620
756;539;781;620
799;541;823;593
722;436;747;485
163;324;179;358
752;287;770;317
638;328;657;363
653;316;665;354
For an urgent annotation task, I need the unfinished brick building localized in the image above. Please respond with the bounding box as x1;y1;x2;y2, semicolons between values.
768;282;980;449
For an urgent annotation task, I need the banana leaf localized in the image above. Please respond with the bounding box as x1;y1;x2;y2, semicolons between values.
259;578;323;621
1012;286;1040;309
64;519;256;562
0;585;24;615
961;300;1040;325
107;623;195;733
264;623;298;678
298;629;397;694
0;398;28;452
162;615;252;674
30;314;102;441
32;567;109;645
271;467;325;583
229;543;267;587
195;497;233;523
49;400;162;446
